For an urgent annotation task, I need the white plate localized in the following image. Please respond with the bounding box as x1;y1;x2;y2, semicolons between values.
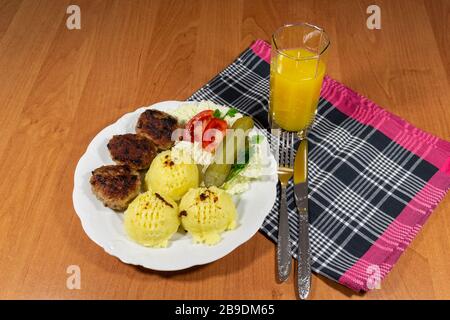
72;101;277;271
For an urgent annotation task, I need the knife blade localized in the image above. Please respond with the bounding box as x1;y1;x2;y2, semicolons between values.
294;138;311;299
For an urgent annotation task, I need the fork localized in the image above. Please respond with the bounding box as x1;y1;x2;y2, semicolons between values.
275;130;295;282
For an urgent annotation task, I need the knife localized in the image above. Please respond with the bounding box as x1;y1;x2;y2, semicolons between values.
294;138;311;299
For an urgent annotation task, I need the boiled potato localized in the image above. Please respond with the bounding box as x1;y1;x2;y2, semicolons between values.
145;150;199;201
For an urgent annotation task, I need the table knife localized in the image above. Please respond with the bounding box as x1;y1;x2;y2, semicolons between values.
294;138;311;299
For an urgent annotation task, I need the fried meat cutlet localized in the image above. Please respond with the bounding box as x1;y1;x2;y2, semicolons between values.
135;109;178;150
90;165;141;211
107;133;157;170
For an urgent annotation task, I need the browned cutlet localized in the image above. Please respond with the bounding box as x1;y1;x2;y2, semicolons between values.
90;165;141;211
136;109;179;150
107;133;157;170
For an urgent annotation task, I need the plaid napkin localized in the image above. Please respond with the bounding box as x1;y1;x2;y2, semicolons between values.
188;40;450;291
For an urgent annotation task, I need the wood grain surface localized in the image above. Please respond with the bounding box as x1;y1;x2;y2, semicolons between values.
0;0;449;300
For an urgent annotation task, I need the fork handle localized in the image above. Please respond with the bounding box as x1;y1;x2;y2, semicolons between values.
277;183;291;282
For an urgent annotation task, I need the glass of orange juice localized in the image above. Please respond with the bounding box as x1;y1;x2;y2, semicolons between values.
269;23;330;137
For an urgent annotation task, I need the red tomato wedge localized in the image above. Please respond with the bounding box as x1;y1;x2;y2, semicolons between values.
185;110;214;143
202;118;228;150
184;110;228;151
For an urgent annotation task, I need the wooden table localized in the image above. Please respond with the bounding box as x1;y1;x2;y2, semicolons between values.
0;0;449;300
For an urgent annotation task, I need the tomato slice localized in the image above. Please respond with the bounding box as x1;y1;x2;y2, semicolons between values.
184;110;228;151
185;110;214;143
202;118;228;151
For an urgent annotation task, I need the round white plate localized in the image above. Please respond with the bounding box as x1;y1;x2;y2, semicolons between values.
72;101;277;271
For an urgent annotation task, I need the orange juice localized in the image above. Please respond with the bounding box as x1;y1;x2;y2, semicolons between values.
269;48;326;132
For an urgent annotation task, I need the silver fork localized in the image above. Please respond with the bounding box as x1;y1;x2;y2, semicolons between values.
274;130;295;282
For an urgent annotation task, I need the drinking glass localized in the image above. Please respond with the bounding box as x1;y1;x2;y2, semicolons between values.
269;23;330;138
